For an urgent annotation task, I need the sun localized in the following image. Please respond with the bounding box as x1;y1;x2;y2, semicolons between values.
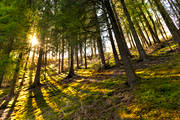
30;34;38;46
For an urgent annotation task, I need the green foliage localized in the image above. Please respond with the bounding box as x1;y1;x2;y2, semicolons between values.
0;0;32;49
0;0;33;86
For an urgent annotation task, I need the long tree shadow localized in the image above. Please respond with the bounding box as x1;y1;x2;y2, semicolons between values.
0;75;25;119
42;77;88;119
45;66;141;118
44;73;84;101
0;53;31;119
24;89;35;120
45;74;127;120
4;81;24;120
4;57;30;119
24;62;62;119
46;69;122;99
44;78;80;102
0;87;10;108
0;97;13;118
24;68;35;119
44;67;137;119
32;87;59;119
46;71;116;100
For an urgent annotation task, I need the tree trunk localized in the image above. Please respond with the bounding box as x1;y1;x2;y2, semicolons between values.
136;21;150;47
0;37;14;87
105;13;120;65
84;40;88;69
120;0;148;61
76;45;80;69
67;46;75;78
152;0;180;46
31;47;36;70
150;2;169;40
21;51;30;86
155;15;167;41
172;0;180;25
95;8;106;68
129;32;136;48
93;39;97;56
96;35;106;68
9;52;23;97
33;47;43;87
0;72;4;88
167;0;179;19
58;50;61;74
90;39;94;58
80;43;83;66
44;45;47;80
138;6;158;44
68;46;70;68
171;0;180;13
128;33;134;48
105;0;138;87
140;17;152;45
143;4;161;43
122;19;135;49
111;3;132;57
61;38;64;72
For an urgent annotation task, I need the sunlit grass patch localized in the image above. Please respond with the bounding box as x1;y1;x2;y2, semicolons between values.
107;58;116;67
76;69;95;77
17;87;60;120
151;43;178;56
118;105;141;120
41;80;82;119
31;95;44;120
9;73;33;119
40;65;129;119
84;77;125;96
129;53;180;119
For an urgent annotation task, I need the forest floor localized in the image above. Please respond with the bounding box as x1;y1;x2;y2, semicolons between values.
0;43;180;120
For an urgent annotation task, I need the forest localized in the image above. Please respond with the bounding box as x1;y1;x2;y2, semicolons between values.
0;0;180;119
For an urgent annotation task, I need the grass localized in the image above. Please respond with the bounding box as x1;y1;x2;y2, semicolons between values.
0;43;180;120
0;87;10;98
123;53;180;120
